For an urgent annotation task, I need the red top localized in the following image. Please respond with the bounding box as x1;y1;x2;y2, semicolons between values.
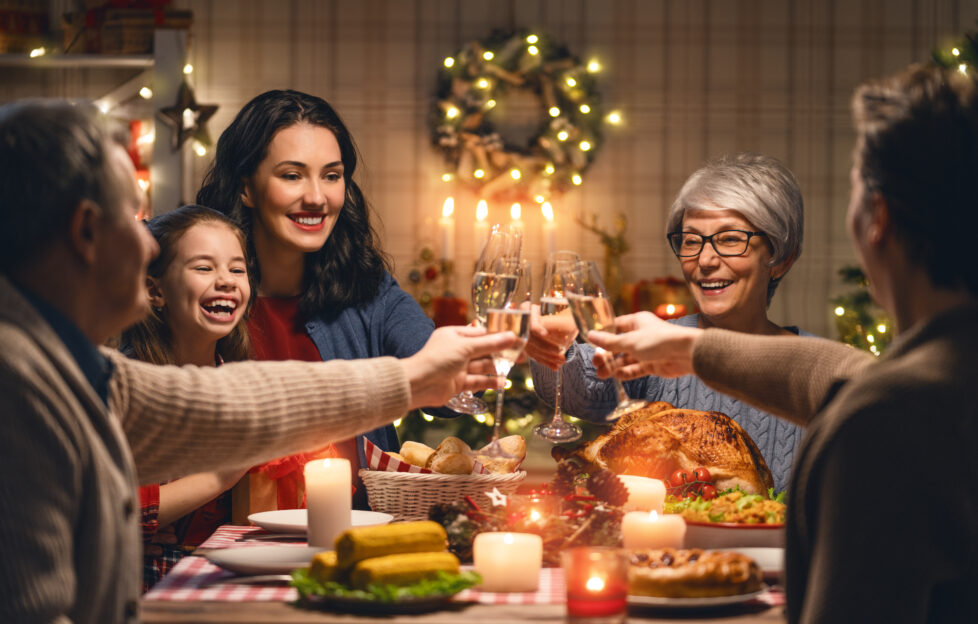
248;296;359;508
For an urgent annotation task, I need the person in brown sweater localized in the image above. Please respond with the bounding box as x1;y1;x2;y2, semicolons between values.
588;63;978;623
0;100;514;623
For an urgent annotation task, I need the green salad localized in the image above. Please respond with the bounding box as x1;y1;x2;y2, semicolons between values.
664;487;786;524
291;568;481;603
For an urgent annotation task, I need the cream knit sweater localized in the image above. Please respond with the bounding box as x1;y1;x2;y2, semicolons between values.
0;275;410;623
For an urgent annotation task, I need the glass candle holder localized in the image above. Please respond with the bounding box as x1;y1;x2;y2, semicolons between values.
561;546;629;623
507;493;559;532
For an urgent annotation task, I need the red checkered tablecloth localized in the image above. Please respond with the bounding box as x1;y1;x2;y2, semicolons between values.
143;525;784;607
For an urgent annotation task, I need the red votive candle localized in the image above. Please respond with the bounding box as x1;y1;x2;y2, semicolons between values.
654;302;688;320
562;547;629;622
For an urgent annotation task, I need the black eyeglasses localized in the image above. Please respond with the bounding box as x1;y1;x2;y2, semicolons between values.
666;229;767;257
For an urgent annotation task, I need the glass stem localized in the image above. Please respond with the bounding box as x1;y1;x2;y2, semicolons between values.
551;365;565;424
614;378;630;405
493;383;505;442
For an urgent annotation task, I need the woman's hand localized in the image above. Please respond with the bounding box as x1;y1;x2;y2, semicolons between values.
523;304;571;370
587;311;703;380
403;325;515;408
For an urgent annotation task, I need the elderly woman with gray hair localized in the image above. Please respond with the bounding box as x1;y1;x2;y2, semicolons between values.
527;153;810;492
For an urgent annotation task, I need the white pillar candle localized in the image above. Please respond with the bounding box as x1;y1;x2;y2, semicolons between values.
541;202;556;256
438;197;455;261
621;510;686;550
473;532;543;592
474;199;489;250
304;458;351;548
618;475;667;513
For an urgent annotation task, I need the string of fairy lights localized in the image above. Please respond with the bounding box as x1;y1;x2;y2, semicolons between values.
432;29;622;208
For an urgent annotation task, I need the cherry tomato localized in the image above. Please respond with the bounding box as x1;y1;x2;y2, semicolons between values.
684;489;698;500
669;469;690;488
701;484;718;500
693;467;712;483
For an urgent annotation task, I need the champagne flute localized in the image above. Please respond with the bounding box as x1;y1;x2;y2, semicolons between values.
445;224;523;414
533;251;583;443
482;258;532;457
562;260;648;421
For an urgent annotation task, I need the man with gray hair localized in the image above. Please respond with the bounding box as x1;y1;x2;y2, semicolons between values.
0;99;512;623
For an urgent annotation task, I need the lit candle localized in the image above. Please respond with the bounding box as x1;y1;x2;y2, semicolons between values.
561;547;629;619
510;202;523;230
473;532;543;592
438;197;455;261
618;475;667;513
541;201;556;256
304;458;351;548
654;303;688;320
621;510;686;550
474;199;489;250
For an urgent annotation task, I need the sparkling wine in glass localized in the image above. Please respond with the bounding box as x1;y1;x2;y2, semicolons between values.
563;260;648;421
533;250;583;443
483;259;531;457
445;224;523;415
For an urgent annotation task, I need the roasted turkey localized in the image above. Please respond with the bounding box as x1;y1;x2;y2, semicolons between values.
554;402;774;494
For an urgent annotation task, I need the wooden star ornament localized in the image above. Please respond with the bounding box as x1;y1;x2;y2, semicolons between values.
156;80;218;151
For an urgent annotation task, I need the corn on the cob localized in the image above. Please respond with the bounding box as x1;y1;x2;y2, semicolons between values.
309;550;344;585
335;521;447;567
350;551;459;589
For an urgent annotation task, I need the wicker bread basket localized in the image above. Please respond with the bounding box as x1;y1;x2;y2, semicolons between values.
359;469;525;521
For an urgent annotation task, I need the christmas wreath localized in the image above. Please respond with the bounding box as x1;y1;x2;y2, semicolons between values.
432;29;611;202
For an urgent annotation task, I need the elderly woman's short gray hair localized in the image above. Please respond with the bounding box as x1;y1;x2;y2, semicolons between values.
665;153;804;304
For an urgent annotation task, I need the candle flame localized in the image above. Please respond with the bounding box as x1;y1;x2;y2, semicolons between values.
476;200;488;221
529;510;542;522
665;304;675;316
442;197;454;218
648;510;659;521
510;203;521;220
586;575;605;592
503;533;514;544
541;202;554;222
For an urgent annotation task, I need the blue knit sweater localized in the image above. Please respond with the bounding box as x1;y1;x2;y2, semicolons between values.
529;314;810;493
303;273;458;493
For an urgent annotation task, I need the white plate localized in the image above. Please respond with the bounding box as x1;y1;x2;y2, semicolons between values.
683;521;785;549
628;588;764;608
205;545;326;575
717;547;784;579
247;509;394;534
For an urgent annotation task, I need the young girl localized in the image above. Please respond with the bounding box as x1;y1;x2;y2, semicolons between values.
196;90;457;510
120;204;252;590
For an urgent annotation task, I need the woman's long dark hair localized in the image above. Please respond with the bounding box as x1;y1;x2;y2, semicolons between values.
196;90;391;322
120;205;252;365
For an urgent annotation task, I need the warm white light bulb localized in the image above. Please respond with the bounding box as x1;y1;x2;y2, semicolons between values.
441;173;453;182
571;174;582;185
138;87;153;99
526;34;538;44
183;63;193;75
606;110;622;124
477;78;489;88
557;130;569;141
545;164;555;175
528;45;539;55
474;169;485;179
587;59;601;72
580;104;591;114
29;47;46;58
486;99;496;109
483;51;494;61
446;106;459;119
444;56;455;68
952;47;960;56
192;141;207;157
510;169;521;180
877;324;887;333
549;106;561;117
579;140;592;151
566;77;577;87
834;306;845;316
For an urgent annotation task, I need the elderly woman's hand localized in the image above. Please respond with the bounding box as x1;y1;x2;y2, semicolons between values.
523;304;571;370
587;312;703;380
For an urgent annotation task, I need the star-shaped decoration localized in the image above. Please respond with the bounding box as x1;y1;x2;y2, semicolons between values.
485;487;508;507
156;80;218;151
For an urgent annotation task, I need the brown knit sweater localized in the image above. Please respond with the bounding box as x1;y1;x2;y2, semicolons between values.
693;304;978;623
0;275;410;624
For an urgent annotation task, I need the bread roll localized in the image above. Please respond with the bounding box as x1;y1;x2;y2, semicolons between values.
399;441;435;468
474;435;526;473
427;452;474;475
434;436;470;456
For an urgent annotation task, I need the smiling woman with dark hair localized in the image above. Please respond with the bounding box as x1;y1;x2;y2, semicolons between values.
197;90;456;510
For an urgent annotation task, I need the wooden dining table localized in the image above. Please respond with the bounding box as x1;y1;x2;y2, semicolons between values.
140;525;787;624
